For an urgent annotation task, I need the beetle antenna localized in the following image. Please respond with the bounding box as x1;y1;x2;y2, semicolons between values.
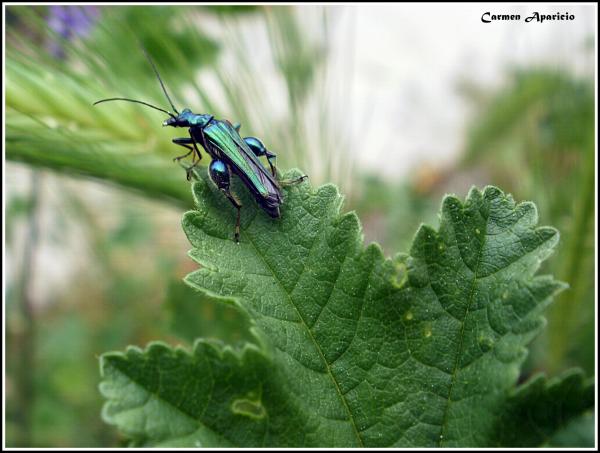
141;46;180;115
93;97;176;118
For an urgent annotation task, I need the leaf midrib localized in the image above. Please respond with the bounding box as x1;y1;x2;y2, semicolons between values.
242;225;365;447
438;210;487;447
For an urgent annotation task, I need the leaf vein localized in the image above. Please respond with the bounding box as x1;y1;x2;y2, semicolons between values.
242;225;365;447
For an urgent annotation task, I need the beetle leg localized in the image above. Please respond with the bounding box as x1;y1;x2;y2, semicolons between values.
172;138;199;180
244;136;278;177
209;160;243;243
177;132;205;181
222;189;243;243
187;128;203;162
172;137;195;161
186;152;198;181
264;150;277;177
180;150;204;181
279;174;308;187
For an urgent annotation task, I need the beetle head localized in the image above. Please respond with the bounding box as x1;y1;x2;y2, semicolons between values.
163;108;192;127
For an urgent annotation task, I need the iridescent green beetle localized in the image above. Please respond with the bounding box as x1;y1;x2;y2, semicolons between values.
95;50;306;243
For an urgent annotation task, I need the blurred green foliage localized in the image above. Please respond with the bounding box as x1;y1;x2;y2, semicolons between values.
6;5;347;198
5;171;186;446
164;279;254;346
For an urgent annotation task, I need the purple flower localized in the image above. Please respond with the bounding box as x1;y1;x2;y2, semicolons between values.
46;5;99;58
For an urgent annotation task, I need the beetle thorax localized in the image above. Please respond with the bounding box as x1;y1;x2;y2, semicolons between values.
181;110;211;127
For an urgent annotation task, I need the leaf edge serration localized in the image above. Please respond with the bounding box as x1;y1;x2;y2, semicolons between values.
99;176;584;448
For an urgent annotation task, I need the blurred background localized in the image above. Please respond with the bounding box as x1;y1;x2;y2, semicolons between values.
4;4;596;447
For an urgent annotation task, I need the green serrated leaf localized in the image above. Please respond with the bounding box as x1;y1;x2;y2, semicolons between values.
492;368;594;447
100;172;588;447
